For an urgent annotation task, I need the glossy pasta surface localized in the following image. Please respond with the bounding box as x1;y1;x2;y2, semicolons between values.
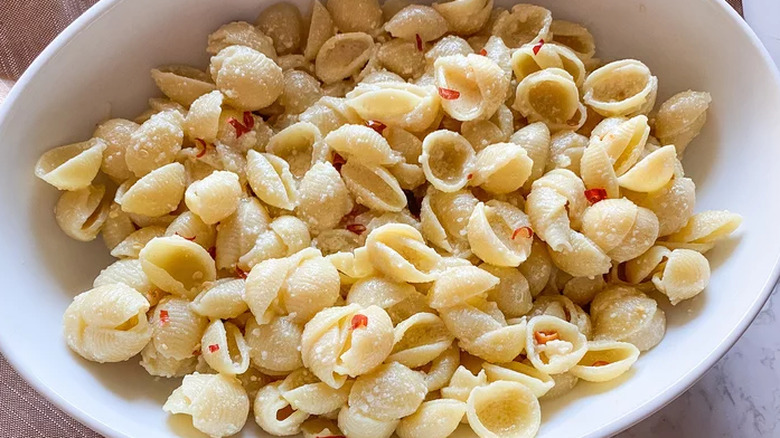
36;2;740;438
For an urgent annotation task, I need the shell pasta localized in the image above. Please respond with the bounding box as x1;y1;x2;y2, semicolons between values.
38;2;741;438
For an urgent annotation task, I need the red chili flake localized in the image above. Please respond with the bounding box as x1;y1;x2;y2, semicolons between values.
415;34;423;52
192;349;201;356
584;188;608;204
159;310;169;324
532;39;545;55
592;360;610;367
195;138;208;158
208;344;220;353
207;246;217;259
332;152;346;172
366;120;387;135
346;223;367;235
236;267;248;279
534;330;559;344
242;111;255;130
511;226;533;240
351;314;368;330
479;48;488;56
467;173;474;180
438;87;460;100
175;232;196;241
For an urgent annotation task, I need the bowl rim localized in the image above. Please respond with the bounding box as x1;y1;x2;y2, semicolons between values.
1;0;779;437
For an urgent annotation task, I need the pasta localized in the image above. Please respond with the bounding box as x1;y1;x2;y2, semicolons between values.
39;3;743;437
63;283;151;363
163;373;249;438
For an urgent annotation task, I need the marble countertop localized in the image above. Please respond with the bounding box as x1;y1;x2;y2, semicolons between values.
619;285;780;437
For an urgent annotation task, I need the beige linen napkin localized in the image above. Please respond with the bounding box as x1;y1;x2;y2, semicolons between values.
0;0;745;437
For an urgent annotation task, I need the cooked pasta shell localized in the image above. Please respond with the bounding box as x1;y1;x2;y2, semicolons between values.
151;65;216;107
528;295;592;339
591;115;650;176
349;362;427;421
94;258;159;305
35;138;106;191
341;161;407;211
579;142;620;198
190;278;247;319
385;5;447;42
296;162;353;233
139;343;197;378
266;121;327;178
118;162;186;217
63;283;151;363
253;380;308;436
482;361;554;398
471;142;533;194
509;121;551;190
590;285;666;351
210;45;284;111
428;265;498;309
551;19;596;61
304;0;335;60
468;200;533;266
514;68;581;130
467;381;541;438
110;225;166;259
420;130;476;192
149;296;208;361
396;399;466;438
207;21;276;59
246;315;303;373
583;59;658;117
511;41;586;86
315;32;375;84
324;124;402;166
547;230;611;277
55;184;110;242
326;0;383;33
126;110;184;177
139;235;217;299
185;170;242;225
346;82;442;132
480;264;532;318
215;197;271;270
664;210;742;250
435;54;509;121
365;224;442;282
581;198;660;262
433;0;492;36
652;248;711;305
338;405;399;438
164;373;249;438
653;90;711;155
388;312;453;368
525;314;588;374
246;150;299;210
165;211;216;250
518;238;553;297
617;144;676;192
301;418;342;438
184;90;223;143
547;130;588;174
570;340;640;382
94;119;137;182
490;3;552;48
420;187;478;254
626;176;696;236
327;248;377;284
200;320;250;375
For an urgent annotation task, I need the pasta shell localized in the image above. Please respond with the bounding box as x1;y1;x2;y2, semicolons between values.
435;54;509;121
420;187;478;255
482;361;554;398
55;184;110;242
385;5;448;42
315;33;375;84
665;210;742;248
185;170;242;225
247;150;299;210
304;0;336;60
139;235;217;299
547;130;588;174
184;90;223;143
346;82;442;132
253;380;308;436
118;162;186;217
210;45;284;110
653;90;711;155
590;285;666;351
164;373;249;438
365;224;442;282
149;296;208;361
433;0;492;36
579;142;620;198
490;3;552;48
139;343;197;378
583;59;658;117
396;399;466;438
215;197;271;270
341;161;407;211
338;405;398;438
511;41;586;86
388;312;453;368
481;264;533;318
94;258;159;305
652;248;711;305
266;121;327;178
200;320;250;375
246;316;303;373
326;0;383;33
468;200;533;266
94;119;137;182
421;130;476;192
110;225;166;259
513;68;581;130
207;21;276;59
324;124;402;166
471;142;533;194
547;230;611;277
35;138;106;191
165;211;217;250
126;110;184;177
428;265;499;309
150;65;216;107
570;340;640;382
526;314;588;374
550;19;596;61
466;381;541;438
349;362;427;421
190;278;248;319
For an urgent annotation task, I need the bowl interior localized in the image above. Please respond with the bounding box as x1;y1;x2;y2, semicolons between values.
1;0;779;437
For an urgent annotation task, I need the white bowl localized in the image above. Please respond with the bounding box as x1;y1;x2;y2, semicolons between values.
1;0;779;437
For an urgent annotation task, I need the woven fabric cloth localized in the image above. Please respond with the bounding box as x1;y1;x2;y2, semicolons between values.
0;0;745;437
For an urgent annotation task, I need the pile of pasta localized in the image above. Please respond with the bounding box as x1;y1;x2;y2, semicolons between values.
34;1;743;437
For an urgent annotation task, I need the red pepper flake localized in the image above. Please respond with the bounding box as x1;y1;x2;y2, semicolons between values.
346;223;367;235
366;120;387;135
228;113;254;138
415;34;423;52
467;173;474;180
532;39;545;55
208;344;220;353
175;232;196;241
242;111;255;130
511;226;533;240
479;48;487;56
534;330;559;344
195;138;208;158
438;87;460;100
207;246;217;259
584;188;608;204
159;310;169;324
351;314;368;330
332;152;346;172
236;267;248;279
192;349;201;356
592;360;610;367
